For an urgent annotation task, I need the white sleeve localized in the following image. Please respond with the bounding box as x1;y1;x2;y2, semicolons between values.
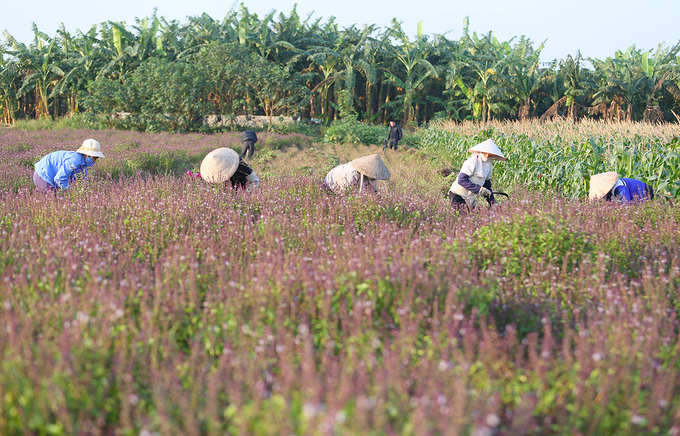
345;169;360;187
246;172;260;191
459;155;477;176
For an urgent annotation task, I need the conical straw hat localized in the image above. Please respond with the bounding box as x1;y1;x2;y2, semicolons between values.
468;139;506;160
589;171;619;200
200;148;240;184
76;139;105;158
350;154;391;180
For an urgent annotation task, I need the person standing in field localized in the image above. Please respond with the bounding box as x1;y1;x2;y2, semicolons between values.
32;139;105;192
589;171;654;203
201;147;260;192
383;120;403;151
240;130;258;159
324;154;391;194
448;139;506;209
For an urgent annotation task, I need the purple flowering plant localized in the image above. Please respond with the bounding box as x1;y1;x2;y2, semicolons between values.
0;128;679;434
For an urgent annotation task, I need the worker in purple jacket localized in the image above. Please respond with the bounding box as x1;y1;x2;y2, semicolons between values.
33;139;105;192
589;172;654;203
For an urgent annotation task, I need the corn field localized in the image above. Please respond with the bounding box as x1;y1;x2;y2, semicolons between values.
417;120;680;199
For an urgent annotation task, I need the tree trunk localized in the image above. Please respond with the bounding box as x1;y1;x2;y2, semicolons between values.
266;100;274;129
519;97;530;121
365;82;372;120
383;92;390;124
482;98;488;124
568;102;576;122
2;98;13;124
38;86;50;119
376;80;386;124
403;100;410;126
309;93;316;118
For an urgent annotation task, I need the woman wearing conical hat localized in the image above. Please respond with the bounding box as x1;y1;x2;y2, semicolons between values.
323;154;391;194
200;148;260;192
589;171;654;203
33;139;106;192
448;139;506;208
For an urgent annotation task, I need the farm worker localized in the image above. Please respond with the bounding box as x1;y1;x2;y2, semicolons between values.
588;171;654;203
32;139;105;192
448;138;506;208
383;120;403;151
324;154;391;194
240;130;258;159
200;147;260;192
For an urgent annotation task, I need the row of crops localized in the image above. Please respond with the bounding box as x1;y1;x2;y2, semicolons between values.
2;124;680;434
416;120;680;199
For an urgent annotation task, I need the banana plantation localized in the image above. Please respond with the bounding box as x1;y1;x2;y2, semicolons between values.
1;4;680;131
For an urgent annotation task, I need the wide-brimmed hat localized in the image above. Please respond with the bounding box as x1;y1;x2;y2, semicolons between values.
200;148;240;184
350;154;391;180
589;171;619;200
77;139;105;158
468;139;506;161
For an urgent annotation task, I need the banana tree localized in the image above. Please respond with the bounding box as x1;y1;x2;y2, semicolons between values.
0;54;20;123
591;50;647;121
98;14;164;80
452;28;511;123
308;24;377;106
663;69;680;118
304;20;342;121
495;37;551;120
242;5;306;68
5;26;64;119
181;11;239;54
637;42;680;122
52;25;102;116
551;53;596;121
384;20;438;125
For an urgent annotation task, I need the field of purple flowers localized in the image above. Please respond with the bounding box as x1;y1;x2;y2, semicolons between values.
1;128;680;435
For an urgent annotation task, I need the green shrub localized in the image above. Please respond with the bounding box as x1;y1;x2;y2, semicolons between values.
260;134;312;150
8;118;57;131
17;156;42;168
468;212;596;277
52;114;103;130
267;120;325;139
104;150;204;179
112;141;141;153
7;142;31;153
323;119;386;146
9;113;112;131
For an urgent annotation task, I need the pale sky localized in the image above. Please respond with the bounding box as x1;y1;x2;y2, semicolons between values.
3;0;680;63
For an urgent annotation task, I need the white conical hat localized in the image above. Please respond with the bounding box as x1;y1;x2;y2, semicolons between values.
589;171;619;200
200;148;240;184
468;139;506;161
350;154;391;180
76;139;105;158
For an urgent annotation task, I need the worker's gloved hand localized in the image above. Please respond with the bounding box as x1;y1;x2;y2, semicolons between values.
478;187;492;197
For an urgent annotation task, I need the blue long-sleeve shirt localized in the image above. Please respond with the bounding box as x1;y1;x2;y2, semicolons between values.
34;151;94;190
613;178;654;203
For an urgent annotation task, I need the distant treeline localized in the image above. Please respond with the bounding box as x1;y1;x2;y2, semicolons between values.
1;4;680;132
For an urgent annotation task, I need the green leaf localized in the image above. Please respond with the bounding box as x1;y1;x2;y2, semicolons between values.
641;51;653;78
